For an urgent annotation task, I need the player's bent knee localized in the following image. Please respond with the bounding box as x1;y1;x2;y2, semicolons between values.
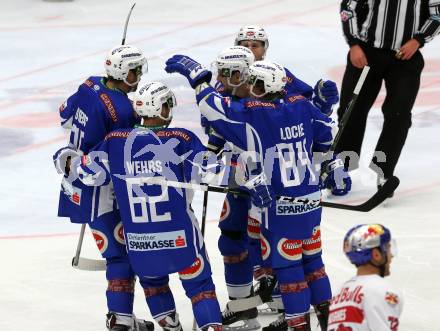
218;230;247;257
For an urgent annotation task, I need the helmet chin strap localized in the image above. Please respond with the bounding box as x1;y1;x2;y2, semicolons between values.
250;85;266;98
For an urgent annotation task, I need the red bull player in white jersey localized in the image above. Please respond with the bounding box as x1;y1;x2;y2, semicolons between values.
328;224;403;331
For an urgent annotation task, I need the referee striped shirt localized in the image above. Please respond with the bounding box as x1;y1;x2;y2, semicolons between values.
341;0;440;50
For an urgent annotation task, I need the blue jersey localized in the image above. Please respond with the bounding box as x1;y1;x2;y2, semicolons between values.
195;83;336;238
80;127;211;277
205;69;313;153
57;76;137;223
284;67;313;98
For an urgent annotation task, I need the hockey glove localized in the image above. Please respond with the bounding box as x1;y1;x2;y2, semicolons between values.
165;55;212;88
244;172;274;208
321;155;352;196
75;153;110;186
312;79;339;116
53;146;80;176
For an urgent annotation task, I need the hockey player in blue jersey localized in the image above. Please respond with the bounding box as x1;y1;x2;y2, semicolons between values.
53;45;152;331
233;25;350;324
233;25;341;120
207;46;262;330
165;56;349;331
73;81;272;331
204;46;343;330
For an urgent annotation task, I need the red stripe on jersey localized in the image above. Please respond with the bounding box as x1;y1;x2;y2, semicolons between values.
328;306;364;325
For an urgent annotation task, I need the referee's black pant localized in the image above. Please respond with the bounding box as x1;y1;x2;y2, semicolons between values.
336;44;424;179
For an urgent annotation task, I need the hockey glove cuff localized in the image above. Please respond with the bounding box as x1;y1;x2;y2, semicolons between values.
321;156;352;196
53;146;80;176
244;172;274;209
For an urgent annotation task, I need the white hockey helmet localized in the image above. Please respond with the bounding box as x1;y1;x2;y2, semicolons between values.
247;60;287;97
133;82;176;121
234;25;269;50
214;46;255;87
105;45;148;87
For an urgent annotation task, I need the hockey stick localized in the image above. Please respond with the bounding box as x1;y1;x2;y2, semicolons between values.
71;224;107;271
320;175;399;211
72;223;86;267
121;3;136;45
192;191;209;331
71;4;137;271
331;65;370;152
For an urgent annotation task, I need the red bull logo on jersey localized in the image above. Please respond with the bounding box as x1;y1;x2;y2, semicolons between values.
247;216;260;239
126;230;187;252
277;238;302;261
385;292;399;305
331;285;364;305
179;254;204;280
260;234;271;260
113;222;125;245
220;198;230;222
92;230;108;254
303;226;322;255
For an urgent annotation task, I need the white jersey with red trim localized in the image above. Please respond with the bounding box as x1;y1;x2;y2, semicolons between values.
328;274;403;331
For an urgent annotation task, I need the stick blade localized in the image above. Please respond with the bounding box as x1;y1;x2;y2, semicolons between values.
72;257;107;271
321;176;400;212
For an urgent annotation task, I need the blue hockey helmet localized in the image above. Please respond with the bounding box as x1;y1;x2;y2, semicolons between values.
343;224;392;266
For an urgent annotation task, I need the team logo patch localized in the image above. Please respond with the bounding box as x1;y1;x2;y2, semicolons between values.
246;31;255;37
106;59;111;65
220;198;230;222
363;224;385;239
93;84;100;91
260;234;271;260
61;178;82;205
135;100;143;106
179;254;204;280
277;238;302;261
92;229;108;254
385;292;399;305
303;226;322;255
340;10;353;22
113;222;125;245
247;216;261;239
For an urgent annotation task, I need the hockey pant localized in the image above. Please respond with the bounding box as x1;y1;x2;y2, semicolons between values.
89;214;135;315
260;226;331;320
218;193;254;298
139;247;221;329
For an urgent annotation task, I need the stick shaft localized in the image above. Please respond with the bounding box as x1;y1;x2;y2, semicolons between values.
72;224;86;266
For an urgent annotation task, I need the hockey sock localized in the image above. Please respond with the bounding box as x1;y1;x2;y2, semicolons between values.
218;230;253;298
106;256;135;314
277;265;310;317
182;277;222;329
303;255;331;305
140;276;177;321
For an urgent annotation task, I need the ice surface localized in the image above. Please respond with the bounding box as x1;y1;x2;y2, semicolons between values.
0;0;439;330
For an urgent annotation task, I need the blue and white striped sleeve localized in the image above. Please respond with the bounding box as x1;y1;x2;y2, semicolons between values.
195;83;263;158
